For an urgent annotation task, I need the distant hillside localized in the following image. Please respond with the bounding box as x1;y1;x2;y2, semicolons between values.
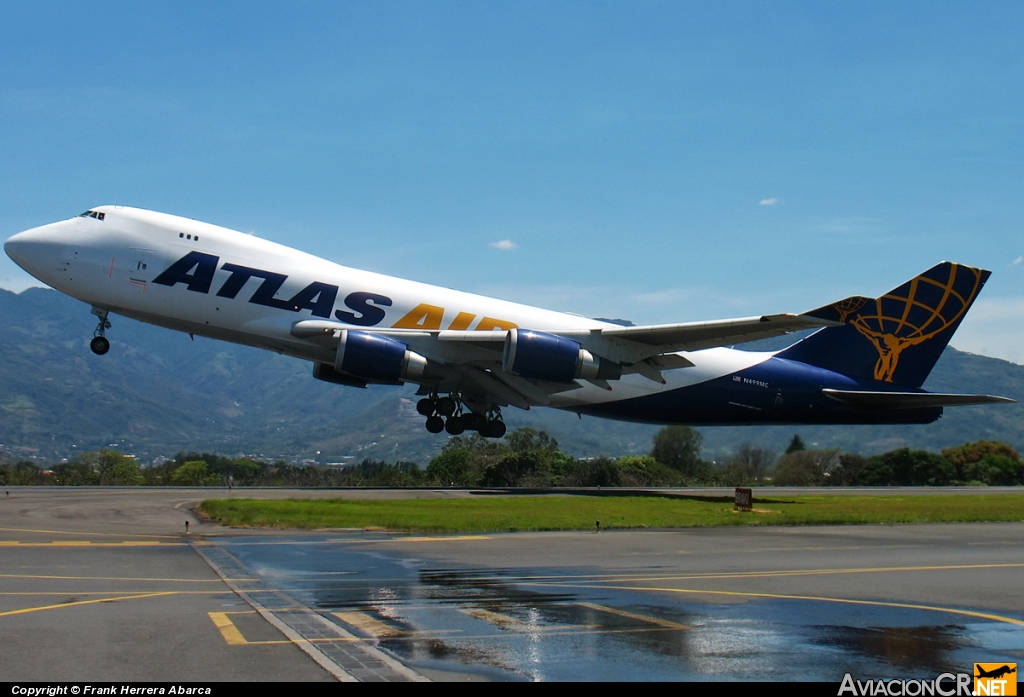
1;287;1022;464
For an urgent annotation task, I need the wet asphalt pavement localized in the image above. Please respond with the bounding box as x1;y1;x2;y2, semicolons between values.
2;488;1021;682
214;526;1024;681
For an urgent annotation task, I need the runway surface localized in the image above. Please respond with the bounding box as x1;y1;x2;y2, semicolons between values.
0;487;1021;681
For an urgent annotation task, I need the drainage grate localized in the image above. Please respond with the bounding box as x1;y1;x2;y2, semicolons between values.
192;541;427;682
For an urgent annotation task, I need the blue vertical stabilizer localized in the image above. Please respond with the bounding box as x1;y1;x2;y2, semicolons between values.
778;262;990;388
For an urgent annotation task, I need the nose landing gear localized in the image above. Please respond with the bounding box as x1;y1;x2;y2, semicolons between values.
418;393;506;438
89;307;111;355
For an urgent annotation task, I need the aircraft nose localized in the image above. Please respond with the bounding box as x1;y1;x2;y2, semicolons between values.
4;222;70;279
3;235;21;263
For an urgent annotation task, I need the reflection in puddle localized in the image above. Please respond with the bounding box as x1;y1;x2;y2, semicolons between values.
222;537;1018;682
814;626;969;673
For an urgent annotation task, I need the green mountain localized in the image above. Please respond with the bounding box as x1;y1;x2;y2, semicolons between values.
1;288;1021;464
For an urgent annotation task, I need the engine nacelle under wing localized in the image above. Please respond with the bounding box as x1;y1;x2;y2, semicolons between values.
336;329;428;383
502;329;622;383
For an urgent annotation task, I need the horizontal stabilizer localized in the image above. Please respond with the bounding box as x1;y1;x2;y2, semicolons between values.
821;389;1015;410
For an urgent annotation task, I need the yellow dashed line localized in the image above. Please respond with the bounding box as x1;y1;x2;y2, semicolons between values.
0;591;216;596
0;542;182;547
207;612;370;647
209;618;687;647
466;561;1024;586
0;592;178;618
576;602;689;630
0;573;224;582
208;612;248;645
460;608;535;631
460;607;596;632
400;536;492;543
0;526;176;539
599;562;1024;585
568;583;1024;627
334;611;404;637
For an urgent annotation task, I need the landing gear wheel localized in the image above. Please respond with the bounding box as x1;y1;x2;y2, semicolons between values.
89;306;112;356
482;420;506;439
90;336;110;355
436;396;457;417
416;398;435;417
425;416;445;434
444;416;465;435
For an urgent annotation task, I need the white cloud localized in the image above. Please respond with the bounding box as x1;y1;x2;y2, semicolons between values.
488;240;517;250
759;198;779;206
1011;256;1022;266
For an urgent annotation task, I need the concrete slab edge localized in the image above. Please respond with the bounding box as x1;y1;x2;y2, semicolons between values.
189;540;359;682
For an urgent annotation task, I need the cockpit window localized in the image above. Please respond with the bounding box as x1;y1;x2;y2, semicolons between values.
78;210;105;221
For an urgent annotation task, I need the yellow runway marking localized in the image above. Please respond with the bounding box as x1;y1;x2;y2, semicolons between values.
213;539;373;546
208;612;248;645
461;608;528;631
596;562;1024;585
0;591;221;596
0;591;178;618
559;583;1024;627
208;614;689;647
577;602;689;630
460;561;1024;586
207;611;370;646
333;611;403;637
400;536;492;543
0;526;176;539
0;573;226;583
460;607;596;632
0;542;183;547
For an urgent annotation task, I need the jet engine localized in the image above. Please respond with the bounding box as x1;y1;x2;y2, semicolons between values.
312;363;368;388
335;329;428;383
502;329;621;383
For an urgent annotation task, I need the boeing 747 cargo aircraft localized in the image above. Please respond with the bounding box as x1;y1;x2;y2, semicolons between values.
4;206;1012;437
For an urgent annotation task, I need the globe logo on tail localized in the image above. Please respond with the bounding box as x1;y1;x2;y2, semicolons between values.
835;264;986;383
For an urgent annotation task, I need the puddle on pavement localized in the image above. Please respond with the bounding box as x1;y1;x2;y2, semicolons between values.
219;536;1020;681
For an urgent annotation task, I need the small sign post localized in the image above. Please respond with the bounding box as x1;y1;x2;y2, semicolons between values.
735;487;752;511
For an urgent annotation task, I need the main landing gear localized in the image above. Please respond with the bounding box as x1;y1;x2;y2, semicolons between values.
89;307;111;355
416;393;507;438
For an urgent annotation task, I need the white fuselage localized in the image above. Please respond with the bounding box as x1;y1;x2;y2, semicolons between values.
4;206;770;411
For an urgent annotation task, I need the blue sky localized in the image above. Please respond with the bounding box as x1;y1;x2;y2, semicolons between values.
2;1;1022;361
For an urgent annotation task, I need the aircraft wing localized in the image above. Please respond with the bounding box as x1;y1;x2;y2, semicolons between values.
291;312;834;363
580;313;837;356
437;312;837;365
290;312;837;409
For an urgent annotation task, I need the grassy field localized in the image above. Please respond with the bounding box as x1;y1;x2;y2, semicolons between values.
198;494;1024;533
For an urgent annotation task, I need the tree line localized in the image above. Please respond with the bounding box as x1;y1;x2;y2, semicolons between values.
0;427;1021;487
